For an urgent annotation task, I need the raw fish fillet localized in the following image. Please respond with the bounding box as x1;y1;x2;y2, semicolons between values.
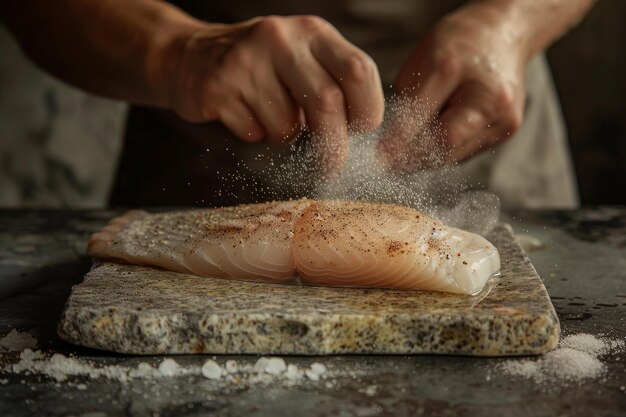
88;200;500;295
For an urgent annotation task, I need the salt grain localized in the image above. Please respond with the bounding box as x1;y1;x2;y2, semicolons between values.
305;362;326;381
201;360;222;380
128;362;158;378
224;360;239;374
285;364;300;381
253;357;271;373
265;358;287;375
157;358;180;377
359;385;378;396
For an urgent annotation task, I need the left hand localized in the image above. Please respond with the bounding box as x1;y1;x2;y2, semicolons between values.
379;2;527;169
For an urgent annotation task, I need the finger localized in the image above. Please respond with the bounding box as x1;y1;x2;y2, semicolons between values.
218;99;265;143
277;51;350;175
447;123;502;161
440;106;489;150
242;67;302;146
310;34;384;131
376;93;448;173
378;45;463;172
438;82;505;160
376;110;434;172
394;41;462;116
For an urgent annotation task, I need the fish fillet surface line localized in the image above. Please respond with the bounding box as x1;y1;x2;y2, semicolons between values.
88;200;500;294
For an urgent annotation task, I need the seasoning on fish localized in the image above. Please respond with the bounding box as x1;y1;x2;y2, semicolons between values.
88;200;500;295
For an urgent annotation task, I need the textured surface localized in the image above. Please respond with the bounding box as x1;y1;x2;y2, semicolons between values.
58;224;559;355
1;208;624;417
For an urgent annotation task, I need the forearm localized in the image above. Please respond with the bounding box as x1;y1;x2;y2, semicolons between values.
465;0;597;62
0;0;203;107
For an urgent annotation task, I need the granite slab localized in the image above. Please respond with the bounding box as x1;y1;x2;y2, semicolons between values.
57;223;559;356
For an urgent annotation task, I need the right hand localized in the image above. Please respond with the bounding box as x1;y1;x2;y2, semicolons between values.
156;15;385;173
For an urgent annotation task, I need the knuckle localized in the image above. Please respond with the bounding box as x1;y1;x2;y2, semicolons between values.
314;86;344;113
505;112;523;134
296;15;329;32
495;86;516;111
343;53;376;83
254;16;284;37
493;85;517;119
254;16;292;47
274;115;301;140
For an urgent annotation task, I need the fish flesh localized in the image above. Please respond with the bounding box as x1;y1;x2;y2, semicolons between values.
88;200;500;295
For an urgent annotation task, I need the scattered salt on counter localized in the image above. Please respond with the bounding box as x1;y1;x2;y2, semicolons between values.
500;333;623;384
560;333;624;356
11;349;131;383
0;329;38;352
4;327;620;388
2;338;331;387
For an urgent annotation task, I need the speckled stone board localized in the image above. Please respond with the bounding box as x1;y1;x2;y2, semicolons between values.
58;224;559;356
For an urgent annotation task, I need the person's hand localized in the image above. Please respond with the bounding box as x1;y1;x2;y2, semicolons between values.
155;15;385;173
378;2;527;170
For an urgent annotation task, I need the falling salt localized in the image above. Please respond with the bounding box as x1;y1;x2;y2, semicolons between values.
215;95;500;236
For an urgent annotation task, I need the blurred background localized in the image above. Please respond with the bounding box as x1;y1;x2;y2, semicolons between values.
546;0;626;205
0;0;624;208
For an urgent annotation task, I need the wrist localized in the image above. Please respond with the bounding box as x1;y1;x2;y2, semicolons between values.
455;0;534;64
143;5;205;109
468;0;597;63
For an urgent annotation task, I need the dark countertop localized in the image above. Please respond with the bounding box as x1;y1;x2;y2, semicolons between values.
0;207;625;417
